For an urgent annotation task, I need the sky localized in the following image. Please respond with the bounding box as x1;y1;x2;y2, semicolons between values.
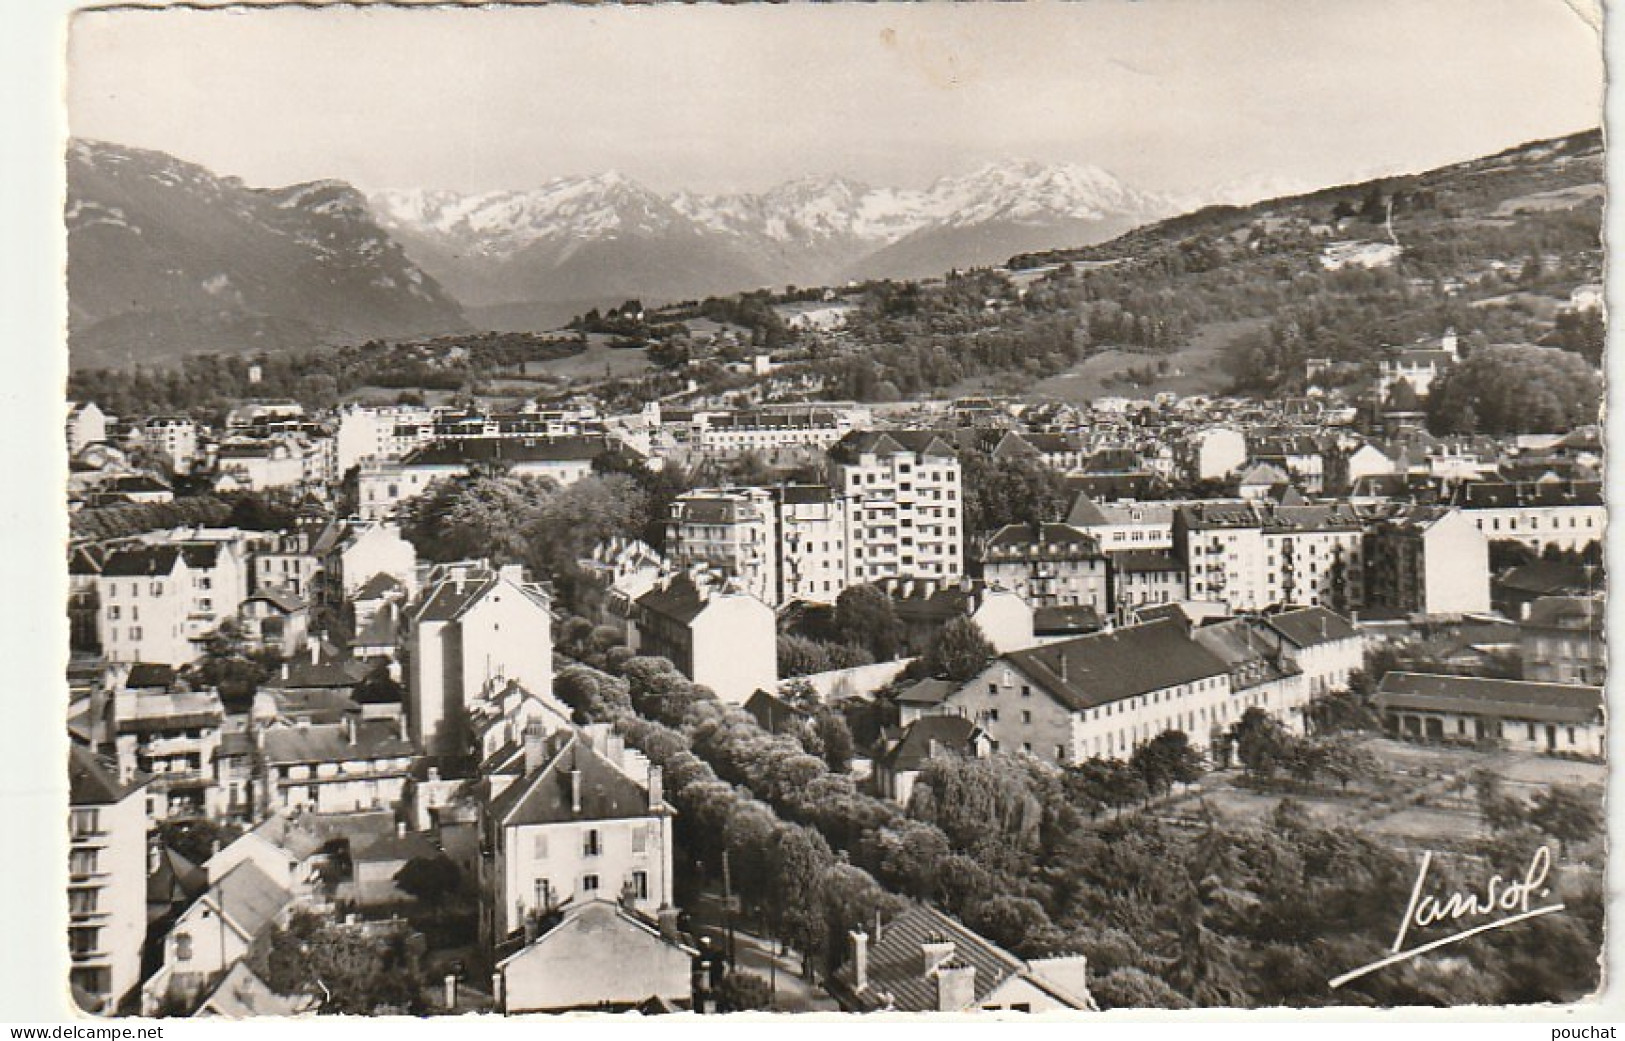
66;0;1603;201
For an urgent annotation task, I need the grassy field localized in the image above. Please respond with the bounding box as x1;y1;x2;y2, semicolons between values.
1023;317;1267;404
521;333;654;382
1155;736;1604;855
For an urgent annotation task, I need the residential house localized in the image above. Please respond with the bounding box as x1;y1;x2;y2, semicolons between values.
1107;550;1188;614
880;578;1036;656
872;715;990;806
358;437;608;519
111;682;226;821
1262;606;1366;698
1456;479;1603;554
480;726;675;946
67;401;110;456
140;861;293;1015
1065;497;1174;553
497;900;697;1014
1192;619;1308;731
777;484;853;605
1176;502;1365;614
629;571;776;704
1520;595;1604;685
831;904;1094;1012
238;589;310;658
258;716;415;814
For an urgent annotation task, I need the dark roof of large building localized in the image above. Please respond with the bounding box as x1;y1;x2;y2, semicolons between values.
778;483;835;506
405;436;607;467
1374;671;1602;725
977;523;1102;562
1496;562;1594;598
1110;549;1184;573
1455;480;1601;509
260;719;414;766
1000;619;1229;712
100;545;185;578
894;677;957;707
489;733;656;827
414;567;550;624
633;571;711;625
1032;605;1104;635
1265;606;1359;648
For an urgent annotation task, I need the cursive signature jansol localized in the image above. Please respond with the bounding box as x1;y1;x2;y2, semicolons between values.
1328;846;1565;989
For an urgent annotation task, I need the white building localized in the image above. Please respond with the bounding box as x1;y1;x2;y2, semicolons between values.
1065;497;1175;554
407;562;555;756
630;571;776;704
1375;672;1603;756
1188;427;1248;482
941;618;1235;764
67;402;110;456
666;488;778;606
830;431;964;584
140;417;200;475
68;743;150;1014
358;437;607;519
1457;480;1604;554
975;522;1109;613
97;541;246;666
1363;506;1491;618
482;726;675;944
1176;502;1366;614
777;484;852;605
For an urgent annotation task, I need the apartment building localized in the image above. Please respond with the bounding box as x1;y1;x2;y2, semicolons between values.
140;417;200;475
1065;496;1175;553
666;488;778;606
407;562;556;756
1455;480;1603;554
1362;506;1491;618
629;571;776;704
776;484;852;605
97;540;246;666
68;742;150;1014
974;522;1109;612
830;430;963;585
1175;502;1365;613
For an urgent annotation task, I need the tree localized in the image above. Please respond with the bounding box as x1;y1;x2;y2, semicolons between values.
394;855;463;906
715;971;774;1012
1528;786;1601;857
811;708;855;773
252;913;427;1015
832;585;904;662
1427;344;1602;435
1230;708;1293;782
966;895;1054;955
1130;730;1205;797
922;616;996;681
959;449;1070;533
1090;967;1194;1010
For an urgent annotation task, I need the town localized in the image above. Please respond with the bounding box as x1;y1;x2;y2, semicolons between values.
64;288;1606;1013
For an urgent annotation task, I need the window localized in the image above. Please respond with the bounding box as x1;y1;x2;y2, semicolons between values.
631;870;649;900
69;927;101;957
581;874;600;893
69;808;99;838
68;889;98;915
106;606;120;621
69;850;98;876
583;829;602;857
532;834;549;859
1022;710;1033;724
174;933;193;962
632;826;648;854
129;627;143;641
1021;685;1031;698
985;708;999;722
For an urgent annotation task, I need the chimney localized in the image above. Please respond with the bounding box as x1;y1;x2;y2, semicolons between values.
658;905;681;942
346;716;358;745
936;962;976;1012
921;938;955;975
443;973;457;1010
396;820;406;839
523;724;545;774
570;768;583;814
647;765;664;810
849;930;869;992
281;662;291;681
491;973;504;1013
308;636;320;664
148;841;162;876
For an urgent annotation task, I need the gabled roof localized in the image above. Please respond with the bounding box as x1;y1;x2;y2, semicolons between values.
196;960;317;1018
243;588;305;613
69;742;146;805
894;678;956;707
1496;562;1592;597
832;904;1027;1013
489;733;657;828
201;860;292;943
1110;549;1183;573
829;430;957;463
997;619;1229;713
1265;606;1359;648
260;719;414;766
100;545;185;578
877;715;983;773
148;846;209;907
634;571;715;625
1374;671;1602;725
1523;595;1603;633
495;898;698;973
352;572;406;601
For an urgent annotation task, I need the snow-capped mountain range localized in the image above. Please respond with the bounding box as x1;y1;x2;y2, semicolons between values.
369;160;1178;311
